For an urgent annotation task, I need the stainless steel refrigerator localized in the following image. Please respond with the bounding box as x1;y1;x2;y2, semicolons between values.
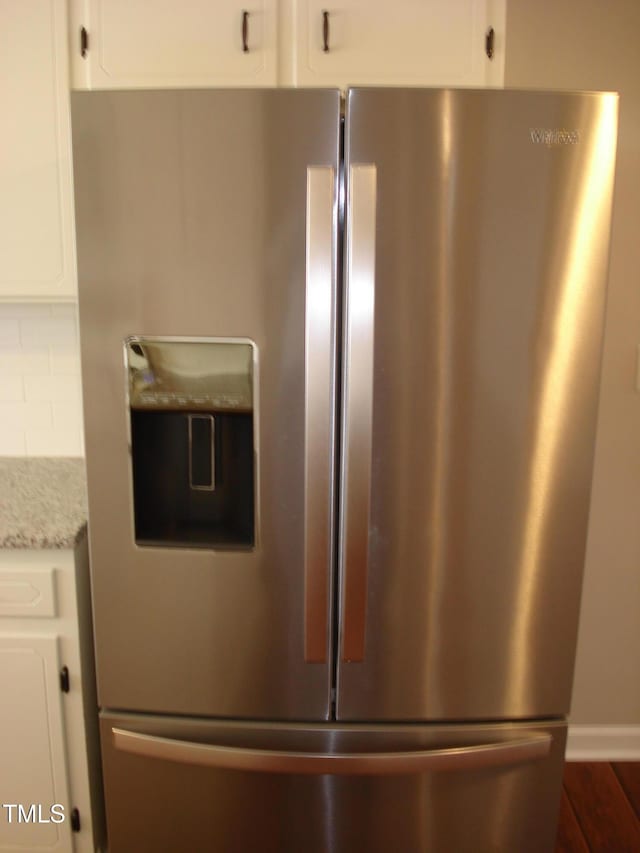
71;87;617;852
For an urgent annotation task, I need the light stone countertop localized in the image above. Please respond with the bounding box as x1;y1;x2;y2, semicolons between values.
0;457;88;549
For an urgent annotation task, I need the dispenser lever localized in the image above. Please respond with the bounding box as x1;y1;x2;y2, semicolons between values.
188;414;216;491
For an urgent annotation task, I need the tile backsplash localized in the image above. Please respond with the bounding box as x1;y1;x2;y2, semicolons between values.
0;304;83;456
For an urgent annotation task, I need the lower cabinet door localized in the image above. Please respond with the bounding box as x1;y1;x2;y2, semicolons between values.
0;634;72;852
101;712;566;853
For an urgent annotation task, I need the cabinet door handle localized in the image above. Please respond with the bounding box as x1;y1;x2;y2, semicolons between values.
80;26;89;58
242;10;249;53
59;666;70;693
322;10;330;53
485;26;495;59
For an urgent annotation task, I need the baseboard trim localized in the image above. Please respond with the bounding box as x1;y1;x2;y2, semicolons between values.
566;725;640;761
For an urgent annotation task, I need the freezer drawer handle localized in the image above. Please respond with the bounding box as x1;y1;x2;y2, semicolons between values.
112;727;551;776
341;164;377;662
303;166;335;664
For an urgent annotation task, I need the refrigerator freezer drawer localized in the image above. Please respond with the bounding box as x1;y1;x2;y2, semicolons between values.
100;713;566;853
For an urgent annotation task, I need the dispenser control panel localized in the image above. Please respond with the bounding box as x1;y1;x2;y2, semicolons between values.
135;391;248;411
126;337;253;413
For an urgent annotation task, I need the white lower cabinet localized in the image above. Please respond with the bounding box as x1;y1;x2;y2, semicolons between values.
0;545;104;853
0;635;73;852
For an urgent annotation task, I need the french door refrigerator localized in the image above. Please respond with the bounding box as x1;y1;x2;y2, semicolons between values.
71;87;617;852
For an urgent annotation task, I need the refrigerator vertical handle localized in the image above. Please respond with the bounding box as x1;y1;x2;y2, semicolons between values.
304;166;335;664
342;164;377;663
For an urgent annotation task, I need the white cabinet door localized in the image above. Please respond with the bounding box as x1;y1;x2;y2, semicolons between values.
71;0;278;89
0;634;73;852
0;0;76;300
291;0;505;88
0;549;104;853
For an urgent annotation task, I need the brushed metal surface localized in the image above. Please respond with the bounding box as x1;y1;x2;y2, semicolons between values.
72;89;340;719
101;713;566;853
337;88;618;721
304;166;335;664
341;164;377;663
112;725;551;774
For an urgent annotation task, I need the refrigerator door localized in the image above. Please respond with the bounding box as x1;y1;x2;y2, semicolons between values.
338;88;617;720
100;712;566;853
72;90;340;719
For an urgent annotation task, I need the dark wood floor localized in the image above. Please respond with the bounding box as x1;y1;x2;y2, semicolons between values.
555;762;640;852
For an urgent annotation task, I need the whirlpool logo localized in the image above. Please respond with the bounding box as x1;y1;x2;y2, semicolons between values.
530;128;581;146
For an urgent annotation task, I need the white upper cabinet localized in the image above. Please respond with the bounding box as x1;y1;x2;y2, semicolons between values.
0;2;504;301
70;1;505;91
290;0;506;88
70;0;278;89
0;0;76;300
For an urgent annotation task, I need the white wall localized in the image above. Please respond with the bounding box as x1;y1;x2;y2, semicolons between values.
0;304;83;456
506;0;640;738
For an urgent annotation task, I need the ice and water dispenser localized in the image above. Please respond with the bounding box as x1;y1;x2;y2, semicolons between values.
126;337;255;549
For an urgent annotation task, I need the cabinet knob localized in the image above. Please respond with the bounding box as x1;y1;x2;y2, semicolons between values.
322;10;330;53
242;11;249;53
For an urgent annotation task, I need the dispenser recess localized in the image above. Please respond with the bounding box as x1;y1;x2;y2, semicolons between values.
126;337;255;549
